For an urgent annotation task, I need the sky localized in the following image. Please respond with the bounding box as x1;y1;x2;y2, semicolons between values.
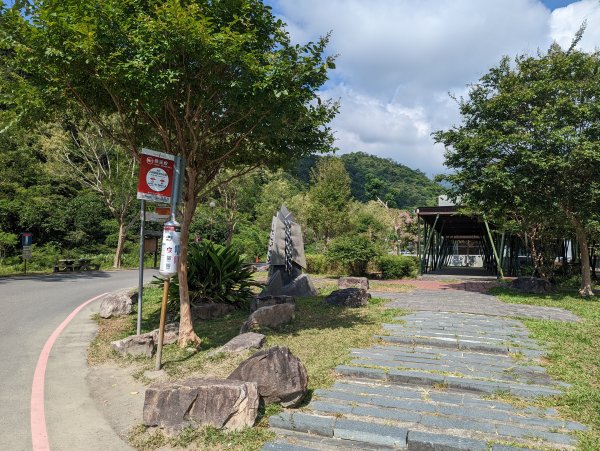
264;0;600;176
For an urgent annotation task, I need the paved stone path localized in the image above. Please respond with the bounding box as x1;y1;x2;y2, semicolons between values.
263;289;584;450
376;289;580;322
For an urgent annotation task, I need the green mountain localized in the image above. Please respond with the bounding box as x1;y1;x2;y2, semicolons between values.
292;152;442;209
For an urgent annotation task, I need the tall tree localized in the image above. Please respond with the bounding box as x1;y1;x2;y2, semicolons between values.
434;34;600;296
40;119;137;268
1;0;337;343
306;157;352;243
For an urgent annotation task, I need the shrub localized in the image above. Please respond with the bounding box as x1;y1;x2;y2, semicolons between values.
306;254;327;274
377;255;418;279
325;234;382;276
155;240;262;307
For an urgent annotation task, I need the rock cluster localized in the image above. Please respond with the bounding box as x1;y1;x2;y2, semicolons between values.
111;323;179;358
324;288;371;307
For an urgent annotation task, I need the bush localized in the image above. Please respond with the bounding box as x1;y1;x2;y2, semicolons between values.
377;255;418;279
155;240;262;307
325;234;382;276
305;253;340;275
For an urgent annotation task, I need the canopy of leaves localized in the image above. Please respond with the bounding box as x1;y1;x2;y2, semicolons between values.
292;152;442;209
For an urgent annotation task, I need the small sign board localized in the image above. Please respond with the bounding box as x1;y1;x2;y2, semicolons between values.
145;204;171;223
159;222;181;277
137;148;176;203
22;233;32;247
23;246;31;260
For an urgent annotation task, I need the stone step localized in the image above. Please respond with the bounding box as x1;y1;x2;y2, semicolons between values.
376;335;512;354
355;345;536;368
263;428;386;450
269;412;409;448
330;380;564;418
312;387;584;433
267;410;566;450
335;366;563;398
349;357;553;386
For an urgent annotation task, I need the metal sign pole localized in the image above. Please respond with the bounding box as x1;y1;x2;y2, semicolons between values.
137;200;145;335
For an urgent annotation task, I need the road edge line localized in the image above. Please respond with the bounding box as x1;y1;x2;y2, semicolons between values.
30;292;108;451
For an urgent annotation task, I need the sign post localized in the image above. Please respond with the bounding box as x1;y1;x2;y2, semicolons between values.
136;149;177;335
155;220;181;370
22;233;32;274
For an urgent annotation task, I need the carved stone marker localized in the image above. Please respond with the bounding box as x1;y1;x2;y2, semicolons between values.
261;205;317;298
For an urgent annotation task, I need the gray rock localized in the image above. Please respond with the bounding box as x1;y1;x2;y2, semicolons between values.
144;322;179;345
99;289;133;318
324;288;371;307
191;303;235;321
209;332;266;356
511;277;554;294
240;303;295;333
280;273;318;297
111;335;155;357
338;277;369;290
228;346;308;407
250;295;296;312
143;378;259;433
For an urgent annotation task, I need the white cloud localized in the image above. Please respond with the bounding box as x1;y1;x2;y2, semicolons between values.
550;0;600;50
269;1;600;176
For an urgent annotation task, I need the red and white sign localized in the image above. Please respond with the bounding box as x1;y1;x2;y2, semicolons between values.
159;221;181;277
137;148;176;203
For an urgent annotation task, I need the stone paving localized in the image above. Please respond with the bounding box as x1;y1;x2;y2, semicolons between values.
375;289;580;322
263;288;584;450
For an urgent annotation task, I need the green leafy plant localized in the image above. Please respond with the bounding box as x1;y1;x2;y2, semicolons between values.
376;255;418;279
325;234;382;276
155;241;262;307
306;253;339;274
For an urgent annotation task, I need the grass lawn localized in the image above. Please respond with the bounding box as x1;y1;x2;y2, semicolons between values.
89;286;406;450
490;287;600;450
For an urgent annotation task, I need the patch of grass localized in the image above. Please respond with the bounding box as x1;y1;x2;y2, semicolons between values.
369;280;415;292
490;287;600;449
128;424;275;451
91;287;408;450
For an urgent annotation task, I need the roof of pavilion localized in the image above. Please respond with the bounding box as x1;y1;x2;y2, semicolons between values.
416;206;493;240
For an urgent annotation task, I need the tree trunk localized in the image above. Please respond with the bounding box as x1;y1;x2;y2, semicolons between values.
573;220;594;297
113;221;126;268
177;179;202;347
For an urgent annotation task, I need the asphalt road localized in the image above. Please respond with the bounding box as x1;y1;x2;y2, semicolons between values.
0;269;157;451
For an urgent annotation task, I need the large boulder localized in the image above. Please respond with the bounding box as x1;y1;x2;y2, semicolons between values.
99;289;133;318
240;303;295;333
511;277;554;294
338;276;369;290
228;346;308;407
143;378;259;433
280;273;318;297
111;335;155;357
209;332;266;357
250;295;296;312
324;288;371;307
191;303;235;321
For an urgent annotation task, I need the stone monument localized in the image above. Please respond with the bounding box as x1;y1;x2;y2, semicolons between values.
260;205;317;297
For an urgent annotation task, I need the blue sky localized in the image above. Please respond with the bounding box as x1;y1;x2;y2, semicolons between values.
266;0;600;175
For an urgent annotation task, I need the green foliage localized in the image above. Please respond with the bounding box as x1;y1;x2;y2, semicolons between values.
158;241;262;306
305;157;352;241
434;37;600;292
230;225;268;261
305;253;338;275
325;234;382;276
293;152;442;208
376;255;418;279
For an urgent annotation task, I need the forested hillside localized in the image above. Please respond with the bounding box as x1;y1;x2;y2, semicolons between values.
292;152;441;208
